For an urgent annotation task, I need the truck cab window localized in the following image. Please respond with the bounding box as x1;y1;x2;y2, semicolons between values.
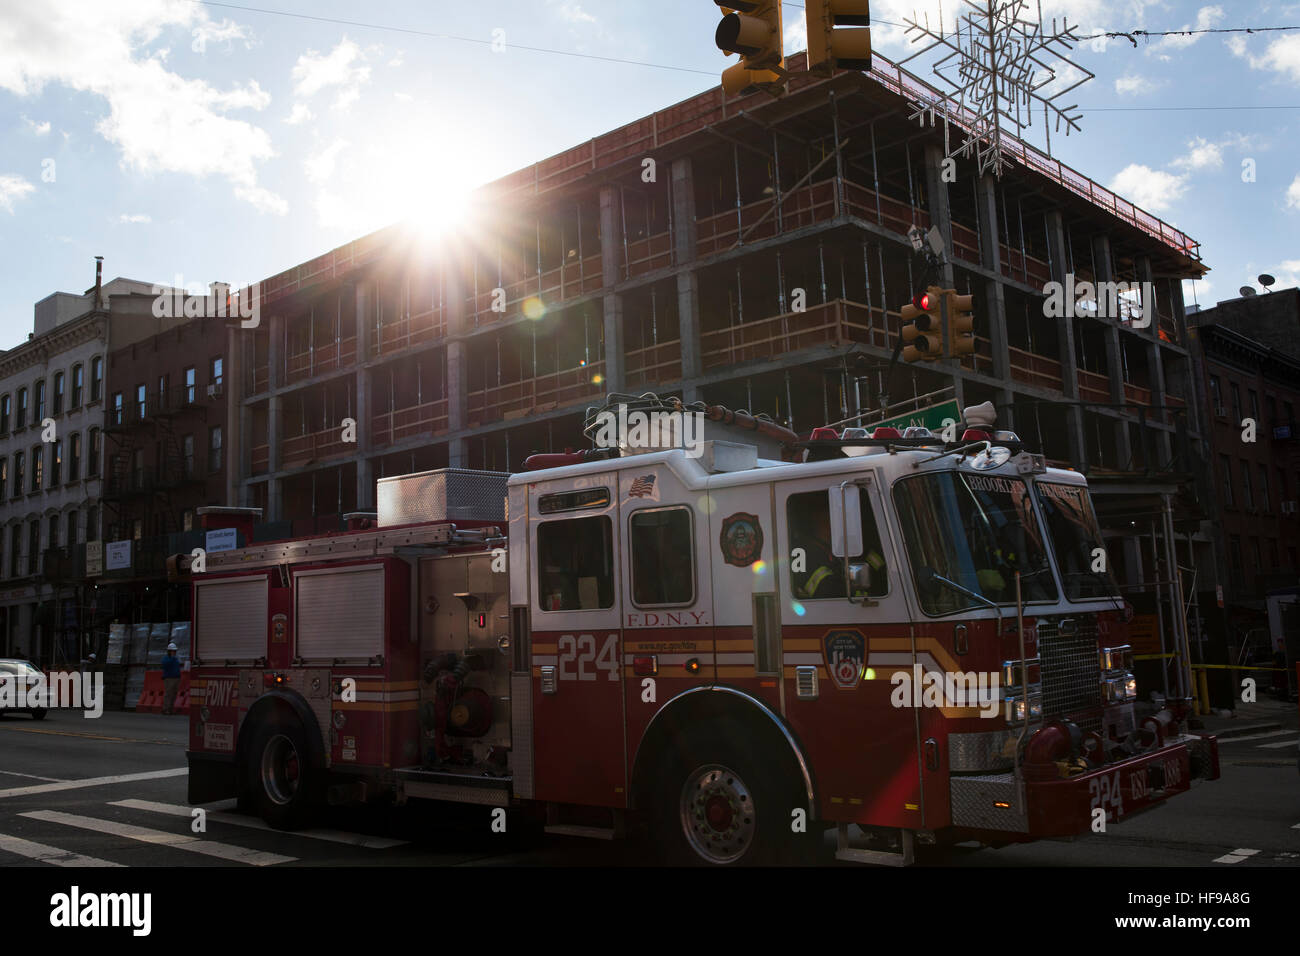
629;507;694;606
786;489;887;600
537;515;614;611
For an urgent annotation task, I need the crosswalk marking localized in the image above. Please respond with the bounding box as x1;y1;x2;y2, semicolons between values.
111;799;408;849
20;810;296;866
1216;730;1293;744
0;770;65;782
1256;737;1300;750
0;768;188;800
1212;848;1260;865
0;832;123;867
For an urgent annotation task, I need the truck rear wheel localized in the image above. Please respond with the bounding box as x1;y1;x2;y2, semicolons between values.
247;716;319;830
649;725;811;866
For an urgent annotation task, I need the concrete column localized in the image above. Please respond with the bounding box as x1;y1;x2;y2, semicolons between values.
677;270;702;385
267;313;282;390
443;251;469;468
672;156;702;403
1046;210;1086;467
355;281;372;362
1093;234;1132;467
355;366;371;506
267;476;283;523
671;157;697;264
600;186;622;287
602;294;625;394
356;456;375;510
267;394;281;474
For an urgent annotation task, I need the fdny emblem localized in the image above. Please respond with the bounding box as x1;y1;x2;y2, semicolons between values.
822;629;866;690
719;512;763;567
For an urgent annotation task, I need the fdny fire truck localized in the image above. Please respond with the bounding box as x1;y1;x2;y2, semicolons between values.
184;395;1218;865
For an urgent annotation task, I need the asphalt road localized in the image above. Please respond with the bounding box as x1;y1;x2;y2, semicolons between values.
0;708;1296;868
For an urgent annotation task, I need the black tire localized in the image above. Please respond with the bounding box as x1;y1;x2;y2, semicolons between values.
29;708;47;720
246;715;320;830
648;723;813;866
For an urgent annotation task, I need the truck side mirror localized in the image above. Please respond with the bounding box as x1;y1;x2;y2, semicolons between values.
849;562;875;593
829;486;863;558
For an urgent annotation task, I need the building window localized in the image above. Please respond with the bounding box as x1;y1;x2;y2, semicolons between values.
1230;382;1242;424
1269;539;1280;569
135;384;146;420
28;521;39;575
209;425;223;472
17;387;27;429
1220;455;1233;507
0;393;9;433
1267;395;1278;424
11;525;22;578
111;392;123;426
132;518;143;541
1259;465;1271;512
69;433;80;481
13;452;23;498
0;458;5;494
34;380;45;421
48;515;58;550
183;434;195;478
1248;389;1259;424
31;446;42;493
132;448;144;489
71;364;83;407
66;510;77;546
184;366;197;404
87;505;99;542
157;373;169;411
211;356;223;387
91;356;103;401
50;440;62;487
53;372;64;415
1209;376;1222;413
88;428;100;477
1287;401;1296;423
1279;469;1289;502
183;509;194;532
1241;461;1254;510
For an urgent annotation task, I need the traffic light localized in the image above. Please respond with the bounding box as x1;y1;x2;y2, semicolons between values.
714;1;785;96
946;290;975;358
901;287;943;363
806;0;872;75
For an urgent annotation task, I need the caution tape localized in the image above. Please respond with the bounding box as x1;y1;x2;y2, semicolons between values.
1133;654;1289;672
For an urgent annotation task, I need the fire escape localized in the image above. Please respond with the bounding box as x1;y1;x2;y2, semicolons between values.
102;381;212;540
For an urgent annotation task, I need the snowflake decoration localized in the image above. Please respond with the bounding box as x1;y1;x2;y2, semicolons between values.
898;0;1094;177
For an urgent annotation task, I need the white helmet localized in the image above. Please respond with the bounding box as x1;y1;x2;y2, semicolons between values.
88;652;96;660
167;642;178;651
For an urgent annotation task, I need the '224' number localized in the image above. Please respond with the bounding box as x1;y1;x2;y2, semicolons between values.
557;634;619;681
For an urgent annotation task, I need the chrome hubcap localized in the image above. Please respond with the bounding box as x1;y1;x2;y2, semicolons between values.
261;734;301;806
680;764;756;864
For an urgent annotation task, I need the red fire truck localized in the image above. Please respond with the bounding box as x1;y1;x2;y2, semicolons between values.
185;396;1218;865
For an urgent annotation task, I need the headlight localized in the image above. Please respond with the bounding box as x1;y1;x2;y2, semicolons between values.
1123;674;1137;700
1004;685;1043;724
1001;658;1040;689
1101;645;1132;672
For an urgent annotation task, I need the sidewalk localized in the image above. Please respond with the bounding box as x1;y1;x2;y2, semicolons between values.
1189;694;1297;738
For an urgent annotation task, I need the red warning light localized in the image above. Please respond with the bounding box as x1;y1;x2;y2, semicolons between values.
914;291;932;311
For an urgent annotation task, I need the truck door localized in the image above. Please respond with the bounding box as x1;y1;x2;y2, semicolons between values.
527;473;627;808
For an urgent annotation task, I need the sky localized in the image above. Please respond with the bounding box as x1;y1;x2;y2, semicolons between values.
0;0;1298;344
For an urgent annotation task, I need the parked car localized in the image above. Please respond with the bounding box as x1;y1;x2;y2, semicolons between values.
0;659;48;719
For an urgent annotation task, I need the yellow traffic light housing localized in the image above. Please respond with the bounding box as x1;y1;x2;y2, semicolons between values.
900;287;944;363
947;290;976;358
714;1;785;95
806;0;872;75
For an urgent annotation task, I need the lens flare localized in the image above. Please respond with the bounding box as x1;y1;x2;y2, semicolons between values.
522;296;546;320
792;602;806;616
751;560;767;574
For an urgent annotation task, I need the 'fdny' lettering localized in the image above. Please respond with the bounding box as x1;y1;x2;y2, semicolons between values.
626;610;709;627
206;678;236;708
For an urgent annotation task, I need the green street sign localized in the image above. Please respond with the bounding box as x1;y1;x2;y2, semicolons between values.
871;399;961;435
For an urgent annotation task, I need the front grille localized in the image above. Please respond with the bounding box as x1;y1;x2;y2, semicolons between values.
1038;618;1101;731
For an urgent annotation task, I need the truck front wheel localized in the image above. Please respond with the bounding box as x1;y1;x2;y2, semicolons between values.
247;717;319;830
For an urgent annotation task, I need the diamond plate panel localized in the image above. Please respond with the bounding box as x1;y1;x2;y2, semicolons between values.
950;774;1028;832
377;468;508;527
510;673;534;800
949;729;1019;772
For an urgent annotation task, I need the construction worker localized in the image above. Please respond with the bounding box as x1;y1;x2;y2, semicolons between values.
161;642;183;715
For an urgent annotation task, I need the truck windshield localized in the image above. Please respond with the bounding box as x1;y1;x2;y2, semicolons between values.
893;471;1057;614
1035;481;1121;601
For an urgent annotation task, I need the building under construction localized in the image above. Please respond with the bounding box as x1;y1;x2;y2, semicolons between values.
228;52;1213;696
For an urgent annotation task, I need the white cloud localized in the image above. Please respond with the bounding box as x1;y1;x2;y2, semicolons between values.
1114;73;1160;96
234;184;288;215
1150;5;1224;52
291;38;371;110
284;102;313;125
304;139;349;183
1183;277;1211;305
1171;136;1224;171
191;17;251;49
118;212;151;223
549;1;596;25
0;2;281;213
1242;34;1300;84
0;174;35;213
1225;35;1247;58
21;114;51;135
1108;164;1188;212
394;92;413;102
784;16;808;57
1286;173;1300;210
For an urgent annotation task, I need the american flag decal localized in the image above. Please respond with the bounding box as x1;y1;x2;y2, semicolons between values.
629;474;657;498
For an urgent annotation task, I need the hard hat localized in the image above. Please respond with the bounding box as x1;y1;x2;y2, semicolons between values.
88;652;96;659
167;642;178;651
